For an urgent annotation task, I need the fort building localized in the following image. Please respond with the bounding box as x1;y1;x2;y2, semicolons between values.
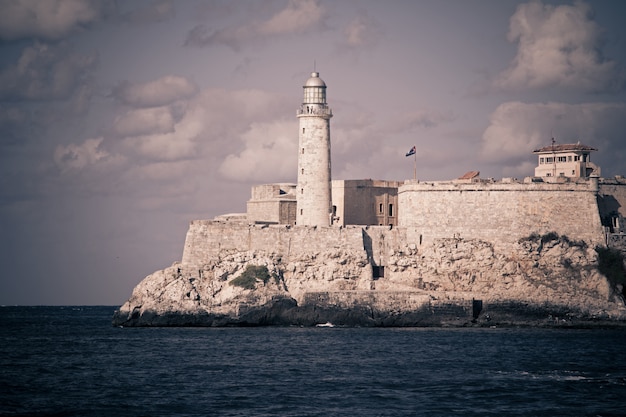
229;71;626;254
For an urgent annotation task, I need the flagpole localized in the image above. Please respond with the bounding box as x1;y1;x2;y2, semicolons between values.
413;150;416;181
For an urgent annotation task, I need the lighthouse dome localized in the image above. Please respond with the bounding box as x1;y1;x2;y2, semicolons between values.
304;72;326;87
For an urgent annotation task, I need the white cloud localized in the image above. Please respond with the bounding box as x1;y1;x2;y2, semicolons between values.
54;137;110;170
258;0;326;35
495;0;623;92
112;75;197;108
114;106;176;137
218;120;297;182
0;0;103;41
481;101;626;177
116;87;290;163
0;42;97;101
185;0;327;49
340;11;382;49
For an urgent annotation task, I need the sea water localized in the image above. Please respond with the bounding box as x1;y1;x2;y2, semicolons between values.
1;306;624;416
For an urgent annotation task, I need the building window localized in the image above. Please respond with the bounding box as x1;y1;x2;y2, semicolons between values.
301;168;304;174
558;156;567;162
389;204;394;217
300;209;303;215
301;188;304;194
572;170;575;175
302;128;305;134
301;148;305;154
568;156;572;162
546;157;554;163
540;157;544;164
379;203;383;213
574;155;580;161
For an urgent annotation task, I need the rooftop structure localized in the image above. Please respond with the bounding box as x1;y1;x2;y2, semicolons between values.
533;141;600;181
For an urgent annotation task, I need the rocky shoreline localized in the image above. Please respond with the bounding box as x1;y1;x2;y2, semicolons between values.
112;296;626;329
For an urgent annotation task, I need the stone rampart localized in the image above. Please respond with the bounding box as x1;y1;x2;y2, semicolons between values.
398;180;605;250
182;221;365;266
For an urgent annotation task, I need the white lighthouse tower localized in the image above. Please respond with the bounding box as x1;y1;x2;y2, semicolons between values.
296;71;333;226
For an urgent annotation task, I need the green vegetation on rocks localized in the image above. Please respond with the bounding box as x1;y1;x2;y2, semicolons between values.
230;265;272;290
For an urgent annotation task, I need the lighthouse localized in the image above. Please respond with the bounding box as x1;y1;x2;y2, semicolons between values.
296;71;333;226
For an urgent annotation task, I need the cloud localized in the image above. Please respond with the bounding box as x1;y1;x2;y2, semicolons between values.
396;108;456;131
54;137;111;171
121;0;175;24
481;101;626;177
112;75;197;108
114;106;177;137
218;120;297;182
0;0;103;41
495;0;624;92
0;42;97;101
258;0;326;35
339;11;382;50
184;0;327;50
109;86;291;166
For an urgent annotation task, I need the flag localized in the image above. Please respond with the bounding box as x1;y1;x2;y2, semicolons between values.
405;146;416;157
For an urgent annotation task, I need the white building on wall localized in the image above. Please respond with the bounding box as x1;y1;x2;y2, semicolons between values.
533;142;600;181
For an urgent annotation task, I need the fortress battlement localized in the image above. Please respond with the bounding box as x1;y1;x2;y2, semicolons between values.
400;177;599;193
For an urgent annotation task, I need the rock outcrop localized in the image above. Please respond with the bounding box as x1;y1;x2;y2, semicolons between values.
113;227;626;327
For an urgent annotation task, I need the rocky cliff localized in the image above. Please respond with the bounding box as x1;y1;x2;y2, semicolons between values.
113;225;626;327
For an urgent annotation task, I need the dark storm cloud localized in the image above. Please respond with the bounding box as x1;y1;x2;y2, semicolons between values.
0;0;104;42
0;42;97;102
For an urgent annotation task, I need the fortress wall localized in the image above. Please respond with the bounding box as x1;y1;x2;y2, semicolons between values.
362;227;408;266
598;179;626;231
182;221;366;266
398;181;605;250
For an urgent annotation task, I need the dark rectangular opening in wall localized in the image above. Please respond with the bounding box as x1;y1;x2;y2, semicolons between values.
373;266;384;279
389;204;393;217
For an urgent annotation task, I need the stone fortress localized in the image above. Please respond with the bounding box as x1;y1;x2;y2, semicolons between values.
114;72;626;327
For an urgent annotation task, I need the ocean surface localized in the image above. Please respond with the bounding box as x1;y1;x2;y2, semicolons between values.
1;306;625;417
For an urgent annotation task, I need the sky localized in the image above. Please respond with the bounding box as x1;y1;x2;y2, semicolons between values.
1;0;625;305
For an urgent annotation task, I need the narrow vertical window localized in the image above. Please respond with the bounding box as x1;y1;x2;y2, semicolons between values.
301;148;305;154
389;204;394;217
379;203;383;213
301;168;304;174
302;128;305;134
